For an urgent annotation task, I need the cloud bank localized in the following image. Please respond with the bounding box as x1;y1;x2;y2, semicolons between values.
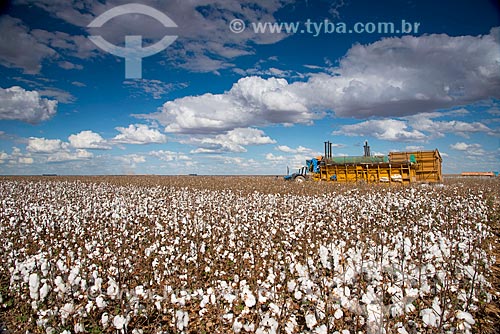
138;28;500;134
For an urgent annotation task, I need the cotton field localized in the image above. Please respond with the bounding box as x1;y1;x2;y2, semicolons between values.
0;176;498;334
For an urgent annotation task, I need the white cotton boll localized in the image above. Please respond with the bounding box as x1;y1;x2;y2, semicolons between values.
366;303;382;325
256;317;278;334
80;278;87;293
285;316;297;334
56;259;68;273
135;285;145;297
233;319;243;333
390;303;404;318
101;312;109;328
54;276;67;295
29;273;40;300
314;324;327;334
456;311;475;325
224;293;237;304
361;287;377;304
74;322;85;333
68;266;80;286
269;303;280;316
344;286;351;297
241;289;256;308
85;300;94;314
132;330;144;334
420;281;431;295
60;302;74;321
113;315;127;330
334;308;343;319
96;295;107;309
397;327;409;334
405;288;418;298
176;310;189;331
420;308;437;327
107;278;119;298
287;280;296;293
294;290;302;300
387;285;400;295
295;263;307;277
39;282;50;301
431;297;442;317
243;323;255;332
200;294;210;308
305;313;317;329
40;259;49;276
258;291;268;304
267;272;276;285
319;246;331;269
153;295;163;311
344;267;356;284
405;302;416;313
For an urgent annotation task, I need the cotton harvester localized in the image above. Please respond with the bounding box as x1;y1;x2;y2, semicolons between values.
284;141;442;184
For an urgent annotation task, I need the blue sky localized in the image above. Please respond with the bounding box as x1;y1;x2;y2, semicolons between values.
0;0;499;175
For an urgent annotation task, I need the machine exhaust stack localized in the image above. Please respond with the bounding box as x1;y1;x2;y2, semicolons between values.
363;141;371;157
324;141;333;160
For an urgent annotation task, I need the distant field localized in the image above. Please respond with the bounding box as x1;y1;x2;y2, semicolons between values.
0;176;499;334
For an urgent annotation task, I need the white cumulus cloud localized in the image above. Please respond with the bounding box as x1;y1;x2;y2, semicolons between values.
149;150;191;162
405;112;491;138
26;136;96;163
0;86;57;123
276;145;334;154
116;154;146;164
291;27;500;117
68;130;110;149
265;153;286;161
334;119;426;141
137;77;316;134
189;127;276;153
47;149;93;162
449;142;485;156
112;124;167;145
0;151;8;163
27;137;67;153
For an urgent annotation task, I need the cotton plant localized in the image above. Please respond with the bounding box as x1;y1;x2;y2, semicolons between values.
0;177;497;333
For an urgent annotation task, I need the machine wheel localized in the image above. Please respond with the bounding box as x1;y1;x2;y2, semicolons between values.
294;175;306;183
